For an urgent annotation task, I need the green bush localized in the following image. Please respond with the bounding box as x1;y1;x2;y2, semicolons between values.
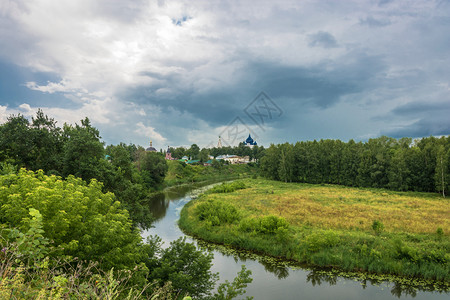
209;181;246;193
196;199;240;226
0;169;144;271
304;230;340;253
239;215;289;235
372;220;384;236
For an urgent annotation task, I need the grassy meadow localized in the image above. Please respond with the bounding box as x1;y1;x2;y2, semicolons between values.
179;178;450;286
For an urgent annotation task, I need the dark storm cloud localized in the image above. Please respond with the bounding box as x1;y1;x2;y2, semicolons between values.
384;116;450;138
121;49;387;131
392;100;450;116
383;100;450;138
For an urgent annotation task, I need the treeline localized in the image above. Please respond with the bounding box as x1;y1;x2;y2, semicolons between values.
260;136;450;196
0;110;168;228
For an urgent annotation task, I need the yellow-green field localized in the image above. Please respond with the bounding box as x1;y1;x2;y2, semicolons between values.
179;178;450;284
211;179;449;234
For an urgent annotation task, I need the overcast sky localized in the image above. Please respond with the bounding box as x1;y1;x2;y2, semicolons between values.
1;0;449;149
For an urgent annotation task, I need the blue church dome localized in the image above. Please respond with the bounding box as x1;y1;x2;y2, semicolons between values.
243;134;257;146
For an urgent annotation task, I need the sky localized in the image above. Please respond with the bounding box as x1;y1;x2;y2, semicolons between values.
0;0;449;149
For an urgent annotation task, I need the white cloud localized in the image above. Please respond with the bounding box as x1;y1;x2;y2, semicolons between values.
135;122;166;145
25;80;88;95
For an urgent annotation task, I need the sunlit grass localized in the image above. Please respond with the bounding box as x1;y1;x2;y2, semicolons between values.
206;179;449;234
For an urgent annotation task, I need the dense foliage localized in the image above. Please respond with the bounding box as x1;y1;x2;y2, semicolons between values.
0;169;144;271
260;136;450;196
208;181;247;193
165;160;257;186
0;169;253;299
0;111;168;228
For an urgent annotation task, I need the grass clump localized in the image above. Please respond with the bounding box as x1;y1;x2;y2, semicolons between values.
209;181;247;193
372;220;384;236
196;199;240;226
239;215;289;235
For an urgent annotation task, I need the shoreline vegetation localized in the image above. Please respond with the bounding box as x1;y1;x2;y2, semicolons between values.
179;178;450;291
163;160;257;188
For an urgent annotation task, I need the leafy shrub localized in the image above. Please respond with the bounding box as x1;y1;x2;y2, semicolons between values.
239;215;289;235
196;200;240;226
372;220;384;235
7;208;50;264
209;181;246;193
304;230;340;253
0;169;144;271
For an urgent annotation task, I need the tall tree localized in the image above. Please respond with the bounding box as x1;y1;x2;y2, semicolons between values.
260;144;280;180
140;152;168;189
62;117;105;182
0;114;32;168
435;145;448;197
188;144;200;160
29;109;64;173
278;143;294;183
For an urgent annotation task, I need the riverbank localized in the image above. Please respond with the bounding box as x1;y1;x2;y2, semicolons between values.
179;178;450;290
163;160;257;187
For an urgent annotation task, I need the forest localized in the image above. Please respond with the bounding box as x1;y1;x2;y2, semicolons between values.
260;136;450;196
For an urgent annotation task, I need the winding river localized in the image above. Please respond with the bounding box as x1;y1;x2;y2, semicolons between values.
141;182;448;300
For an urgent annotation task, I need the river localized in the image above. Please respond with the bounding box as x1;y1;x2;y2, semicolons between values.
141;182;448;300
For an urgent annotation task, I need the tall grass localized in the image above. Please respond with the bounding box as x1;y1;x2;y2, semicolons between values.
0;240;183;299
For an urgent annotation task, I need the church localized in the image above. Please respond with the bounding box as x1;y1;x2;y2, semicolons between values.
243;134;257;147
146;141;157;152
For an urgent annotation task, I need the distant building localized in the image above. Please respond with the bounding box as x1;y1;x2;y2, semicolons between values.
216;154;250;164
243;134;257;147
165;146;173;160
217;136;223;148
146;141;157;152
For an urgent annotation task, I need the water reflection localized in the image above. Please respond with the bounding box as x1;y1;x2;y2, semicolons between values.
303;269;449;299
306;270;338;286
148;192;169;221
148;181;226;222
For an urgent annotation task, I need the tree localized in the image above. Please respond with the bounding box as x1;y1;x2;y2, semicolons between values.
188;144;200;160
199;148;210;163
140;152;168;189
62;118;105;182
109;143;133;180
435;145;448;197
147;237;218;298
29;109;64;172
278;143;294;183
388;147;410;191
0;114;32;168
260;144;280;180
